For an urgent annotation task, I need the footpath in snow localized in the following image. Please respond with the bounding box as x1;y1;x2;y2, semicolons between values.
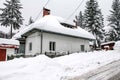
0;41;120;80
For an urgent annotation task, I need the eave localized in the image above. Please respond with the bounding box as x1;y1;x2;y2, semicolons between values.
21;28;95;41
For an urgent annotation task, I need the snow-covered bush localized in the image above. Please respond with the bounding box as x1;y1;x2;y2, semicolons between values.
114;41;120;50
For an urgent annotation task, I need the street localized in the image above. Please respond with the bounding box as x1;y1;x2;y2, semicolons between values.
64;59;120;80
108;72;120;80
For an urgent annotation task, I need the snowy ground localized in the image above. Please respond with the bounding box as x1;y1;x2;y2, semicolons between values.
0;42;120;80
0;50;120;80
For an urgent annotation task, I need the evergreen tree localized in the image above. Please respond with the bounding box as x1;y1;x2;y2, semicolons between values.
104;26;118;41
75;11;84;28
108;0;120;40
0;0;23;38
28;17;34;25
83;0;104;47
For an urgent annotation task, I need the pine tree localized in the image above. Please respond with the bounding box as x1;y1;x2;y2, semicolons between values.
0;0;23;38
83;0;104;48
28;17;34;25
104;27;118;41
108;0;120;40
75;11;84;28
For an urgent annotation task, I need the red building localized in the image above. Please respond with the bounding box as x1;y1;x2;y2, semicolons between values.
0;38;19;61
101;41;115;50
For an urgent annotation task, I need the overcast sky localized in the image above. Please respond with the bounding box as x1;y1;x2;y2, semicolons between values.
0;0;113;26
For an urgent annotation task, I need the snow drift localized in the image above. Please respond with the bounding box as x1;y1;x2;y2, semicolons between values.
0;55;64;80
0;41;120;80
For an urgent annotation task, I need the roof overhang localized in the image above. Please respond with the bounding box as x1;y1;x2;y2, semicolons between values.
21;28;39;37
0;44;19;49
21;28;95;41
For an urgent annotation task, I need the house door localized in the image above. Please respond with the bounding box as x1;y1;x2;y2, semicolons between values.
0;49;6;61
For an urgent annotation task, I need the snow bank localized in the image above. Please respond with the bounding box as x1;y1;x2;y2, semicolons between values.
0;55;64;80
0;50;120;80
13;15;95;40
54;50;120;79
114;41;120;50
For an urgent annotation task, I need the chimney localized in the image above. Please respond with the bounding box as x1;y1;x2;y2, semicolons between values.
43;7;50;17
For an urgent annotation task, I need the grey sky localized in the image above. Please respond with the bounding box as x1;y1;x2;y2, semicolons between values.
0;0;113;26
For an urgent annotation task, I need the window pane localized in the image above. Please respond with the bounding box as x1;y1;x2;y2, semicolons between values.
53;42;56;51
81;45;84;52
49;42;52;51
29;42;32;51
49;42;56;51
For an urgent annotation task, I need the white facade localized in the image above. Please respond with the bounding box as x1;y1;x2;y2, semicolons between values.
13;15;95;55
7;48;15;56
0;38;19;56
25;32;41;55
25;31;91;56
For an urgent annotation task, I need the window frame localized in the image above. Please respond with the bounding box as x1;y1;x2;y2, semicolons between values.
29;42;32;51
49;41;56;51
81;45;85;52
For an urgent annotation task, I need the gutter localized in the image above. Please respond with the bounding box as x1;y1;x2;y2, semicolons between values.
40;30;43;54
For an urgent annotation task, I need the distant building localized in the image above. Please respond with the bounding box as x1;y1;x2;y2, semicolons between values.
0;31;9;38
0;38;19;61
101;41;115;50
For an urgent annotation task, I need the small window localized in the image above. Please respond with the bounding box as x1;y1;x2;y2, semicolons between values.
49;41;56;51
81;45;85;52
29;42;32;51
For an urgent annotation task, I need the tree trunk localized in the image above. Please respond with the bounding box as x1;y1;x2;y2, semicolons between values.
10;24;12;39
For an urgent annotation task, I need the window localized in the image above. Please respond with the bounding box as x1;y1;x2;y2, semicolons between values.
29;42;32;51
81;45;85;52
49;41;56;51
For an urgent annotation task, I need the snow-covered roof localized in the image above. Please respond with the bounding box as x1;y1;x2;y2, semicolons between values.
89;41;94;45
103;26;115;33
13;15;95;40
0;38;19;45
114;41;120;50
101;41;115;46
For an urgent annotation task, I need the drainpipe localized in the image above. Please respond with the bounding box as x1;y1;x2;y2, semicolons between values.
40;30;43;54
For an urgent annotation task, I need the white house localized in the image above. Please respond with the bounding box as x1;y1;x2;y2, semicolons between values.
0;38;19;61
13;15;95;56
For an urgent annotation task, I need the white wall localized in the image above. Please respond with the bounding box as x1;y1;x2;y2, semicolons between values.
25;32;41;55
7;48;15;56
25;31;91;55
42;32;90;53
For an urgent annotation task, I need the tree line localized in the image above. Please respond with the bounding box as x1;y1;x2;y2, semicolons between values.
0;0;23;38
0;0;33;38
0;0;120;47
75;0;120;48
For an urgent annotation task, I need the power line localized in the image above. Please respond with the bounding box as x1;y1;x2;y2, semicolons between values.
67;0;85;19
34;0;50;21
44;0;50;7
